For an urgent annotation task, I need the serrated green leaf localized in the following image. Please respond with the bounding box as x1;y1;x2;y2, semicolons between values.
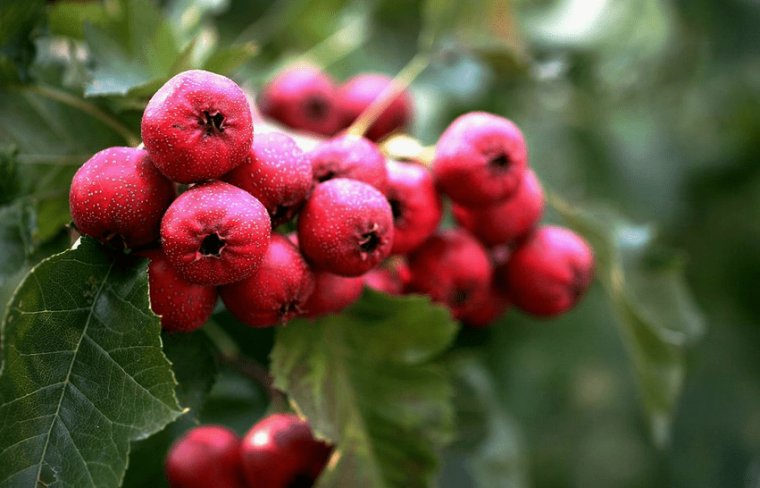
0;237;185;488
271;289;458;488
0;200;35;287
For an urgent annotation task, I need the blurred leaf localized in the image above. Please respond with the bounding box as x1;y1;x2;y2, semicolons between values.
0;0;45;82
162;330;218;421
48;1;110;40
550;196;706;446
0;200;35;288
271;289;458;488
202;42;258;75
0;143;20;205
0;237;184;488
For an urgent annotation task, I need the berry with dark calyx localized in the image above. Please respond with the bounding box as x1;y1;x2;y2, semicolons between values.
432;111;528;207
452;169;545;248
302;269;364;318
407;228;493;320
160;180;271;286
222;131;313;227
337;73;414;142
219;233;315;327
384;159;443;255
297;178;394;277
496;225;595;316
259;64;342;136
165;425;247;488
140;248;218;333
240;413;333;488
69;147;175;248
306;134;388;193
141;70;253;184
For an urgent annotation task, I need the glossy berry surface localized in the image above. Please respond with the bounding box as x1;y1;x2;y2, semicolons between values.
165;425;246;488
302;270;365;318
141;248;218;333
306;134;388;193
497;225;595;316
160;180;271;286
337;73;413;142
219;233;315;327
240;413;333;488
223;131;313;227
69;147;175;248
297;178;394;277
141;70;253;184
432;111;528;207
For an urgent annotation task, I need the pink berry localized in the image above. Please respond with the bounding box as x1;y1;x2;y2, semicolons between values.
165;425;246;488
432;111;528;207
219;233;315;327
496;226;595;316
222;132;313;227
384;159;443;255
452;169;544;247
302;270;364;318
306;134;388;193
160;181;271;286
337;73;413;142
297;178;394;277
362;258;410;295
240;413;333;488
142;70;253;183
69;147;175;248
258;64;342;136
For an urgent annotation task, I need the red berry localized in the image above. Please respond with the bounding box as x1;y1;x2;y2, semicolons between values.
258;64;342;136
362;258;410;295
240;413;333;488
496;226;595;316
337;73;413;142
165;425;246;488
160;181;271;286
302;270;364;318
384;159;443;255
219;233;315;327
69;147;175;248
452;169;544;247
140;248;218;333
432;111;528;207
460;286;509;328
306;134;388;193
142;70;253;184
222;131;313;227
297;178;394;277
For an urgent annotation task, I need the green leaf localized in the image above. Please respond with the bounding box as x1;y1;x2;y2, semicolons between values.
0;237;185;488
202;43;259;76
0;143;20;205
0;200;35;287
161;330;218;420
48;1;110;40
0;0;46;82
549;196;706;446
271;289;458;488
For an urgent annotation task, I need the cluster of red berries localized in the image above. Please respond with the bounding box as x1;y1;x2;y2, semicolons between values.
165;414;332;488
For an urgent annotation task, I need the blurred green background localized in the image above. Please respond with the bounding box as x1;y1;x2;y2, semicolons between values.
2;0;760;486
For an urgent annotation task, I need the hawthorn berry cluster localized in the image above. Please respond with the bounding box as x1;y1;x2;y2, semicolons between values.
165;414;332;488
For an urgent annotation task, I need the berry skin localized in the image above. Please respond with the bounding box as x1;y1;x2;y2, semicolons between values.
460;286;509;328
240;413;333;488
141;70;253;183
306;134;388;193
69;147;175;248
222;131;313;227
452;169;544;248
384;159;443;255
362;258;410;295
302;270;365;318
407;228;493;320
432;111;528;207
160;181;271;286
219;233;315;327
165;425;247;488
297;178;394;277
496;225;595;316
337;73;414;142
258;64;342;136
140;248;218;333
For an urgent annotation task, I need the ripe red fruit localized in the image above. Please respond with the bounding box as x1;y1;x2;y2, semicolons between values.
460;286;509;328
160;181;271;286
222;131;313;227
140;248;218;333
362;258;410;295
219;233;315;327
165;425;246;488
496;225;595;316
302;270;364;318
297;178;394;277
384;159;443;255
306;134;388;193
240;413;333;488
452;169;545;248
337;73;413;142
69;147;175;248
141;70;253;183
432;111;528;207
258;64;342;136
407;228;493;320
